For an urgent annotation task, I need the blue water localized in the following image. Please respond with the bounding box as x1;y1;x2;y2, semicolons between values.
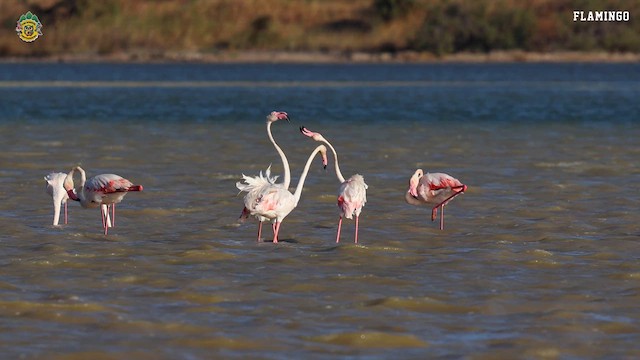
2;62;639;123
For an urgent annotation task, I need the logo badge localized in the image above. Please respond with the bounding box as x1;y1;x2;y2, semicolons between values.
16;11;43;43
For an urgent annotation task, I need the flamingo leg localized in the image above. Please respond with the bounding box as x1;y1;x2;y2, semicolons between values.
336;216;343;243
64;202;68;225
354;215;359;244
101;204;112;235
101;207;108;235
273;221;281;243
112;204;116;227
256;221;263;242
433;186;466;230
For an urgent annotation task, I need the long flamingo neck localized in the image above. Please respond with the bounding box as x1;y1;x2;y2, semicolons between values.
293;145;324;205
267;121;291;188
322;139;346;183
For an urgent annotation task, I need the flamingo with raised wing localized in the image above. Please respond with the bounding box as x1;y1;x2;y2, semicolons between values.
64;166;143;235
300;126;368;244
237;145;328;243
405;169;467;230
238;111;291;241
45;172;69;226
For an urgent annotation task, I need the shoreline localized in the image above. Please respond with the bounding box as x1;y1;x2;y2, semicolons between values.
1;50;639;64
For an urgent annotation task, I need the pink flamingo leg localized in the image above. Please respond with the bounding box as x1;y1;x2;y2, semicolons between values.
256;221;263;242
64;202;68;225
273;221;281;243
433;186;466;230
336;216;343;243
102;208;109;235
354;215;359;244
112;204;116;227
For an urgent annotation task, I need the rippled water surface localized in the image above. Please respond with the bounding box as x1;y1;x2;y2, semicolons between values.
1;62;639;359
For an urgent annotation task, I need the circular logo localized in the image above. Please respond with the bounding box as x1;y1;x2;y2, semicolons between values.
16;12;43;43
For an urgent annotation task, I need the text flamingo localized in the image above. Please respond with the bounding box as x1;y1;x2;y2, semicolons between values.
300;126;368;243
64;166;143;235
237;145;328;243
405;169;467;230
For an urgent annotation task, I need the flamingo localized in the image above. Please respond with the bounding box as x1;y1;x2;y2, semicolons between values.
405;169;467;230
64;166;143;235
238;111;291;241
44;172;69;226
300;126;368;244
237;145;328;243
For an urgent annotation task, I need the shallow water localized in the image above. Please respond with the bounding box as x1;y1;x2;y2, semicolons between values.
1;62;639;358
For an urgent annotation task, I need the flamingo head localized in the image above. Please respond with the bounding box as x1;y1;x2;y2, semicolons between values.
299;126;326;142
408;169;424;198
318;145;328;169
267;111;290;123
63;168;79;201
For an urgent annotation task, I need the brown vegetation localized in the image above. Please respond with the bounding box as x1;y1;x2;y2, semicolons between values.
1;0;638;61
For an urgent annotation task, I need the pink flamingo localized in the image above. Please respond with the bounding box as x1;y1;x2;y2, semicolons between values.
45;172;69;226
405;169;467;230
300;126;368;244
237;145;328;243
238;111;291;241
64;166;143;235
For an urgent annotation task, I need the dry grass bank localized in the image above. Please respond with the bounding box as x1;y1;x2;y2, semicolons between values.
1;0;638;61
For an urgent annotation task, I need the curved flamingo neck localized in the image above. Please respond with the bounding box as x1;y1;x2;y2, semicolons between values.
405;190;424;206
320;138;345;183
267;121;291;189
293;145;325;205
76;167;87;200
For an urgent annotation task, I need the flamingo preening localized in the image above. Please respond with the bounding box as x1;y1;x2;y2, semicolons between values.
405;169;467;230
45;172;69;226
237;145;328;243
64;166;143;235
238;111;291;241
300;126;368;244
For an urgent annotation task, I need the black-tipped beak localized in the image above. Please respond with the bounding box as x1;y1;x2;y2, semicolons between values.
299;126;305;133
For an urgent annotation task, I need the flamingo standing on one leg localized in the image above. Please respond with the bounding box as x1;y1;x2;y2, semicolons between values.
237;145;328;243
238;111;291;242
405;169;467;230
300;126;368;244
45;172;70;226
64;166;143;235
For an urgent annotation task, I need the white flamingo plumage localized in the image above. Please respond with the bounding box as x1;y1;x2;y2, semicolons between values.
405;169;467;230
300;126;368;244
64;166;143;235
237;145;328;243
45;172;69;226
238;111;291;241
